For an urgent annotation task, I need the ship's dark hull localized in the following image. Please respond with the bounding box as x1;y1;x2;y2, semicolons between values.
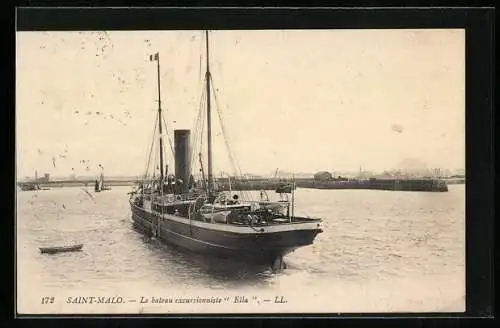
130;204;321;265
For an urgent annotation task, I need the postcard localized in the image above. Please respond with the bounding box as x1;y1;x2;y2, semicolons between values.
16;28;465;314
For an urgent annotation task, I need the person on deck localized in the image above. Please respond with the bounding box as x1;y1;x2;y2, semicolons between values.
167;175;174;194
175;178;184;194
188;174;195;190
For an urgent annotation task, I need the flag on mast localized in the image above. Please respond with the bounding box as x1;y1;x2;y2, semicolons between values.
149;52;159;62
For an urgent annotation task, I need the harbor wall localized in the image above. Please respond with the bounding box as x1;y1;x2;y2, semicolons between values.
17;177;456;192
295;178;448;192
19;180;138;188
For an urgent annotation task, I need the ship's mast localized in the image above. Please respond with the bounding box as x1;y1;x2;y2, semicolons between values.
156;53;165;183
205;30;214;199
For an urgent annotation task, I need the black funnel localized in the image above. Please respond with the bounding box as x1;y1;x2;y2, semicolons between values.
174;129;191;193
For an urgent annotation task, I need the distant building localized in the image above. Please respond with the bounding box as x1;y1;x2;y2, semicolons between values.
431;168;442;177
314;171;332;181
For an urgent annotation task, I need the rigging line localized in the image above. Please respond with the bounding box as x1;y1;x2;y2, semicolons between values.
209;76;253;201
161;115;175;158
190;84;204;147
161;128;171;178
189;126;199;170
199;90;207;156
208;76;232;156
193;104;207;184
190;84;205;163
153;129;158;179
214;104;252;201
190;85;207;170
198;31;203;91
210;75;243;177
143;111;159;180
199;98;206;156
192;120;205;174
196;83;206;138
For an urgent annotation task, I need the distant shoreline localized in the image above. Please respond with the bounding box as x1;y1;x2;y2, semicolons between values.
17;180;138;188
16;177;465;191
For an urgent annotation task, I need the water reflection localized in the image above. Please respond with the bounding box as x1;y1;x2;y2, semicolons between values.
134;227;274;289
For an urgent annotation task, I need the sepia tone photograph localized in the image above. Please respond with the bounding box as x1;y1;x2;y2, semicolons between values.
16;28;465;314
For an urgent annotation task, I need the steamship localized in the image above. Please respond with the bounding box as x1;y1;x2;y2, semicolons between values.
128;31;322;270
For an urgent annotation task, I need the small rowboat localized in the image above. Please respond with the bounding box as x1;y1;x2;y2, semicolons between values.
39;244;83;254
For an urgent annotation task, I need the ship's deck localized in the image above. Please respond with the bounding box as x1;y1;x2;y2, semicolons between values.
132;191;321;228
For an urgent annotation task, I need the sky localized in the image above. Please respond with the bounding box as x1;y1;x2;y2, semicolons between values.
16;29;465;178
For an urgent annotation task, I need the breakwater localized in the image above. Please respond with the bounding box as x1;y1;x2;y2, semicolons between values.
296;178;448;192
17;180;137;189
18;177;454;192
218;178;450;192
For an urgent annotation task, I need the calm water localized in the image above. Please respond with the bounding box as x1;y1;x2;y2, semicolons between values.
16;185;465;314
